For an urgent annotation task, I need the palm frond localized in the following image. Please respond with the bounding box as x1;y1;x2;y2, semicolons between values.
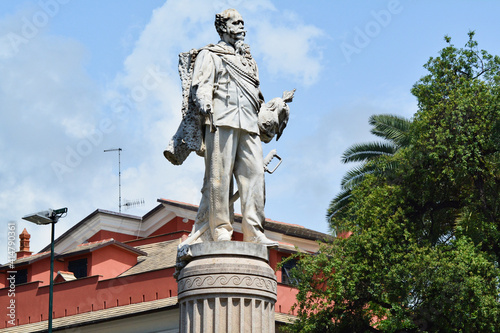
342;142;398;163
327;114;412;227
340;164;376;190
369;114;412;147
327;189;352;221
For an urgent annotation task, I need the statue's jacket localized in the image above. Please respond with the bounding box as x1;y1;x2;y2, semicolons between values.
164;41;264;165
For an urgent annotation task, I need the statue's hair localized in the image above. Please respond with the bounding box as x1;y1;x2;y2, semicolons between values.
215;9;240;38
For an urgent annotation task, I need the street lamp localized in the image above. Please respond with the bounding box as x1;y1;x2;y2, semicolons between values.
22;208;67;333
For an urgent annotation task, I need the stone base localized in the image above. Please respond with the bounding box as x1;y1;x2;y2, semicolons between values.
177;242;277;333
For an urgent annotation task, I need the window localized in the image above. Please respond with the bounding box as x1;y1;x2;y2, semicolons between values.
68;258;87;278
15;269;28;285
281;258;298;285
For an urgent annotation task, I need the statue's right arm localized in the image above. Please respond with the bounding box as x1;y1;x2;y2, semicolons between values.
191;50;215;115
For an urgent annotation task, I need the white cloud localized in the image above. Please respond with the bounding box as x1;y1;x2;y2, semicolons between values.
252;18;324;86
0;6;106;259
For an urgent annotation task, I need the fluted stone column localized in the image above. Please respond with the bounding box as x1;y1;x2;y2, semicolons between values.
177;242;277;333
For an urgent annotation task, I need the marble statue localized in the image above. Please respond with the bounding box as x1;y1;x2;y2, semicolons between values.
164;8;294;248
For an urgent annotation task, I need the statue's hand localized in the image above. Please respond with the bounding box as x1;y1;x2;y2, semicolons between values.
202;103;217;133
200;103;212;116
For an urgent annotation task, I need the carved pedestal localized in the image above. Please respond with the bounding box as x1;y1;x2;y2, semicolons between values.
177;242;277;333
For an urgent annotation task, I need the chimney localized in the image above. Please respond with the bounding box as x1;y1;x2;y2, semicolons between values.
16;228;32;259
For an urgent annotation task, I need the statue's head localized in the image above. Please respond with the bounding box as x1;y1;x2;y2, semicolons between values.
215;9;246;44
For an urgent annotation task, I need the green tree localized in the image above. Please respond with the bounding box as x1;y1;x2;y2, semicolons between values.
327;114;411;230
288;32;500;332
406;32;500;254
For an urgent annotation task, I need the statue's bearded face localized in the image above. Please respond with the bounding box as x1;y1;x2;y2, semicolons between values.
224;13;245;43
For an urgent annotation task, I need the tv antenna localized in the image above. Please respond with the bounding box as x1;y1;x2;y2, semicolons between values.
104;148;145;213
104;148;123;212
123;199;145;210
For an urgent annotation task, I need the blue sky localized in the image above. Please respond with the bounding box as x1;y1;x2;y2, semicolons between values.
1;0;499;261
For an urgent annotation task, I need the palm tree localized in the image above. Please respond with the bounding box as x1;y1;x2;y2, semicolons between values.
327;114;412;229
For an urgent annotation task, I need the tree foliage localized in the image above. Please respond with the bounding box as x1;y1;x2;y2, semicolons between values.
288;32;500;332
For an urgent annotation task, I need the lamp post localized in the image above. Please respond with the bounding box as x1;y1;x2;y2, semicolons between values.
22;208;67;333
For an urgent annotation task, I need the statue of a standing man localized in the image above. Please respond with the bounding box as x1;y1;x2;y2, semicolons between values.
165;9;293;247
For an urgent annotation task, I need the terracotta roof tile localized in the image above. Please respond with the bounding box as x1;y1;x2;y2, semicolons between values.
0;251;51;269
119;239;180;277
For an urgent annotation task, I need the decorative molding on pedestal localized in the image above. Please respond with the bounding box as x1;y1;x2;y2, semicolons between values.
177;242;277;333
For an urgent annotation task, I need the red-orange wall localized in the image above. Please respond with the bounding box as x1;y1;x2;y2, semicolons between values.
269;250;299;315
276;284;299;315
149;216;193;236
90;246;139;279
87;230;136;243
30;257;65;287
0;268;177;328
